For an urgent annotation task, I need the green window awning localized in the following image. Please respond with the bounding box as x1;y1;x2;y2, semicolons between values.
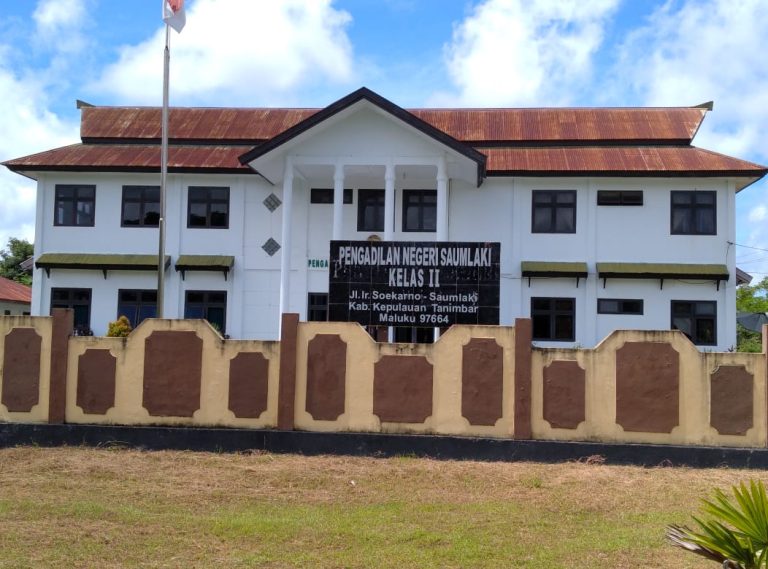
521;261;588;287
521;261;589;278
36;253;170;278
175;255;234;280
596;262;729;289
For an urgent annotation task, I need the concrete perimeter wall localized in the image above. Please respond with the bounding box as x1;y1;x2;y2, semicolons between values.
1;310;766;448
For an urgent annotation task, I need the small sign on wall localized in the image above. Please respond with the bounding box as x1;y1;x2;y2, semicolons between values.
329;240;500;327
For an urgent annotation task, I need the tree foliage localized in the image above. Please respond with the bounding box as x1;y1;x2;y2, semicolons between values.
736;278;768;352
0;237;33;285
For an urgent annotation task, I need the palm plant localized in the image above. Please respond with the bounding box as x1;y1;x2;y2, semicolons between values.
667;480;768;568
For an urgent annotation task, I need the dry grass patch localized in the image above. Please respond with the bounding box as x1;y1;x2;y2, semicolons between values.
1;446;766;568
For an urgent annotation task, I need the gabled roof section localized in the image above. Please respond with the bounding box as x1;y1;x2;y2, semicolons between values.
237;87;488;186
0;276;31;304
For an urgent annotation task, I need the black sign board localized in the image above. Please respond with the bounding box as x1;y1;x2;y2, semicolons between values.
329;240;500;327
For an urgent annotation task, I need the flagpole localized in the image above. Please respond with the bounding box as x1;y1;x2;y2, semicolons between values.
157;23;170;318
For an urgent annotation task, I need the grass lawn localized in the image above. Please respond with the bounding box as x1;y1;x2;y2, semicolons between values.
0;446;763;568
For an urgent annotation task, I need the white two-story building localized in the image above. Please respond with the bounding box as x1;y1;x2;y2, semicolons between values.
4;88;766;349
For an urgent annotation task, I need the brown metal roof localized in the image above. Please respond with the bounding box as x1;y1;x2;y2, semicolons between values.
0;276;31;304
80;105;706;144
4;143;251;173
483;146;768;177
6;143;765;180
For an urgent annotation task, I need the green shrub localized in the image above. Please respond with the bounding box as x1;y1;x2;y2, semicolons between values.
667;480;768;568
106;315;132;337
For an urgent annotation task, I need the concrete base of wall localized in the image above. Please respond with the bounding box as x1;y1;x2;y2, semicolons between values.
3;423;768;469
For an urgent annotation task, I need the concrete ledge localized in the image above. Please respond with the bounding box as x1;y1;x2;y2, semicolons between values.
3;422;768;469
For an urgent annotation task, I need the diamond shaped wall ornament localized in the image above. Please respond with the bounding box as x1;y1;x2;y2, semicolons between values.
262;238;281;257
263;193;282;212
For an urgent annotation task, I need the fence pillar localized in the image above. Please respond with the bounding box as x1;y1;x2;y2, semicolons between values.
514;318;532;439
48;308;73;423
763;324;768;447
277;313;300;430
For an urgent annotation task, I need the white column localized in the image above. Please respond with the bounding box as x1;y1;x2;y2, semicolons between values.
384;162;395;240
332;163;344;240
278;158;294;324
436;156;448;241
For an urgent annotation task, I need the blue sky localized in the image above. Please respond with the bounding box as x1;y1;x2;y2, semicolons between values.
1;0;767;276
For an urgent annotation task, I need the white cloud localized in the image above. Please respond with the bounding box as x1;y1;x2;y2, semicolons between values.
0;63;79;249
434;0;619;106
616;0;768;161
749;205;768;224
33;0;89;55
93;0;355;106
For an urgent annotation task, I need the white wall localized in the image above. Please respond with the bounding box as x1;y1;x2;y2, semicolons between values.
30;122;739;348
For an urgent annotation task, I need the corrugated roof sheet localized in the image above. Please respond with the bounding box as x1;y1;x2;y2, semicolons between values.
483;146;767;176
79;106;707;144
5;144;250;172
6;143;764;178
0;276;32;304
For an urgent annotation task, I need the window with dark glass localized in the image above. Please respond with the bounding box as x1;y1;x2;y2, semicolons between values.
597;190;643;206
402;190;437;232
393;326;435;344
54;185;95;227
187;186;229;228
597;298;644;315
121;186;160;227
51;288;91;333
357;189;385;232
307;293;328;321
532;190;576;233
117;289;157;327
310;188;353;204
671;300;716;345
184;290;227;333
531;297;575;341
671;191;716;235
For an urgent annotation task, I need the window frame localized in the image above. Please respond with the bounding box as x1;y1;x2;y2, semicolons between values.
187;186;230;229
183;290;227;333
50;287;92;333
357;189;385;232
402;189;437;233
531;190;577;234
671;300;717;346
670;190;716;236
117;289;158;327
310;188;353;204
307;292;329;322
597;298;644;315
54;184;95;227
121;185;160;227
531;297;575;341
597;190;643;206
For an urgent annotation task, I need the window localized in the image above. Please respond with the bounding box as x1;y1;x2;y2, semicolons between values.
532;190;576;233
117;289;157;327
402;190;437;232
307;293;328;321
3;310;9;316
122;186;160;227
671;300;716;345
188;186;229;228
184;290;227;333
393;326;435;344
531;297;575;341
598;298;644;315
597;190;643;206
51;288;91;334
54;185;95;227
671;191;716;235
357;189;385;232
310;188;353;204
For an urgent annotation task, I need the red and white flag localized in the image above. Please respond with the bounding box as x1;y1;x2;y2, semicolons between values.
162;0;186;33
